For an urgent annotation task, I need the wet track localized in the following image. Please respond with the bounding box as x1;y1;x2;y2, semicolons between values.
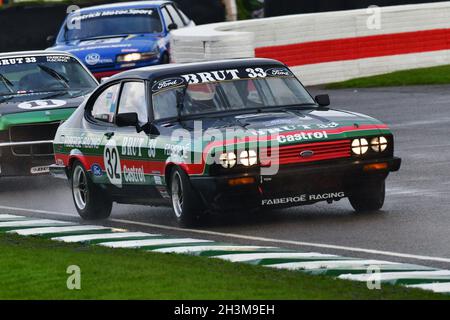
1;85;450;269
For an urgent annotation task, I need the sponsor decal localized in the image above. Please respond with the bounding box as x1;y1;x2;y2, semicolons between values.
81;38;123;46
91;163;103;177
46;55;71;63
30;166;50;175
70;9;154;23
17;99;67;110
85;53;100;66
0;55;75;66
265;67;291;77
70;44;132;53
152;77;185;92
277;131;328;144
63;133;102;149
104;139;122;187
164;144;189;158
0;56;36;66
262;192;345;206
247;122;339;136
180;67;294;85
121;136;145;157
123;165;145;183
152;67;296;92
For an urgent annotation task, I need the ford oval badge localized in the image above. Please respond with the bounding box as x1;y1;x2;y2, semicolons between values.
300;150;314;158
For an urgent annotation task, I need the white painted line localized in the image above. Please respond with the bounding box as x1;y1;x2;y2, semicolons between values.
9;225;110;236
215;252;341;262
407;282;450;293
339;270;450;282
268;259;398;271
53;232;159;243
1;205;450;264
0;219;74;228
0;214;28;221
154;245;277;254
99;238;214;248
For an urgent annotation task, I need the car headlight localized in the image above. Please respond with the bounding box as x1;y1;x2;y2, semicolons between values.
351;138;369;155
116;51;158;63
239;150;257;166
371;136;388;152
219;152;237;168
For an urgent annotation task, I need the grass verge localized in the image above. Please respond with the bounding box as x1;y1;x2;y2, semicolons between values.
0;233;446;299
326;65;450;89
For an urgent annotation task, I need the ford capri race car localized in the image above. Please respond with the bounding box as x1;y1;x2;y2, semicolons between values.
48;1;194;80
0;51;97;177
50;58;401;226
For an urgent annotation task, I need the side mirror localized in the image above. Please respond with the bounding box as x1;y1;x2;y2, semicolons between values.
315;94;330;107
167;23;178;31
46;35;56;46
116;112;139;128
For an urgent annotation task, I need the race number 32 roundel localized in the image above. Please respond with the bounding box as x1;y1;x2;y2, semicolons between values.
103;139;122;187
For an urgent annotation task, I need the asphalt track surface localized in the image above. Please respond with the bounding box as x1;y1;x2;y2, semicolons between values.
1;85;449;269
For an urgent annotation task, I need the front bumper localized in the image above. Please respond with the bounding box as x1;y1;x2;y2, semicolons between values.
190;157;401;211
0;140;54;177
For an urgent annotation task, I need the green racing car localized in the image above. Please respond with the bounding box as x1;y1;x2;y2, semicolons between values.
0;51;97;176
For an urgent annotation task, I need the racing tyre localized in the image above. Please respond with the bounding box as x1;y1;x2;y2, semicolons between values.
349;179;385;212
71;161;112;220
170;167;204;226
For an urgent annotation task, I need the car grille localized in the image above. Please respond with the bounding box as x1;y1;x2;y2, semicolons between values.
260;139;351;166
8;122;59;156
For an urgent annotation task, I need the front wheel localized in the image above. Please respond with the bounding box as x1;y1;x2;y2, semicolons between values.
170;167;204;226
71;161;112;220
348;179;385;212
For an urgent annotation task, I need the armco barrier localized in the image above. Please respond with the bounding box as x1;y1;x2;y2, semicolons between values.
171;2;450;85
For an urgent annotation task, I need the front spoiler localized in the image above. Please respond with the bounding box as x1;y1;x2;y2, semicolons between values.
190;157;401;211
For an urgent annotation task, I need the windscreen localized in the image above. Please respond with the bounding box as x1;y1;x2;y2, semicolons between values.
0;55;97;99
64;9;163;41
151;66;315;120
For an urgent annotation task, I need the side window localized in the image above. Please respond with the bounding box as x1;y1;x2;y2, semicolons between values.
91;84;120;123
117;82;148;125
161;7;174;28
166;5;185;27
152;88;179;120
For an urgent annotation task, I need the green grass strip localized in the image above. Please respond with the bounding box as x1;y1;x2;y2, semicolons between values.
0;233;447;300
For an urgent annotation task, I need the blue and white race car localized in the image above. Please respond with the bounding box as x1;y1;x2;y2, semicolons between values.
48;1;194;80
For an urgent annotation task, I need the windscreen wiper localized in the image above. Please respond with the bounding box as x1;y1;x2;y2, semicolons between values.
37;64;69;88
276;103;318;109
0;73;14;93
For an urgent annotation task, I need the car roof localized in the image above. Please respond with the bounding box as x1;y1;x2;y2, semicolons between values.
76;1;173;14
0;50;75;58
110;58;286;82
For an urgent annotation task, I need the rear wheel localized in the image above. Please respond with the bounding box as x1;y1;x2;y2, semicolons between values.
170;167;204;226
348;179;385;212
71;161;112;220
